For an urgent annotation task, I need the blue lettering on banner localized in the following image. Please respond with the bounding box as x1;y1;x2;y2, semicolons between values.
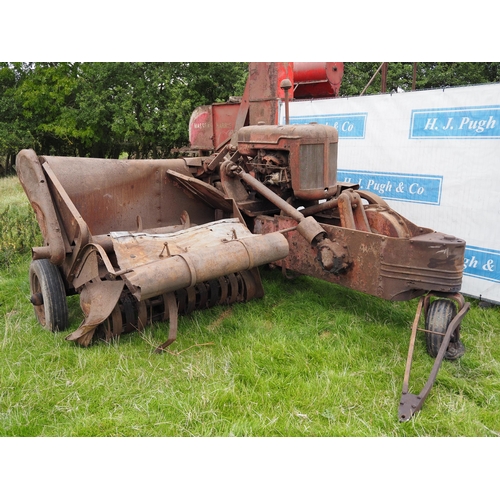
464;246;500;283
289;113;367;138
410;105;500;139
338;170;442;205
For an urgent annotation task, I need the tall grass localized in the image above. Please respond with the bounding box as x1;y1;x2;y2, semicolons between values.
0;176;42;268
1;175;499;438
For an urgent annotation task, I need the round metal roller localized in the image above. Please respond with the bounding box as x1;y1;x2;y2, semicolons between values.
195;282;209;309
207;279;221;308
175;288;188;315
227;274;240;304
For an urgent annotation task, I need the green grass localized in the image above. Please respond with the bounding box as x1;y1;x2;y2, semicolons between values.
1;175;500;437
0;175;42;269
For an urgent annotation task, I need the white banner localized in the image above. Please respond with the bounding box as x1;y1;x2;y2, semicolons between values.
283;83;500;303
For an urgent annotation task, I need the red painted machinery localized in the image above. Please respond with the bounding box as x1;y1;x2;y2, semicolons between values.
189;62;344;153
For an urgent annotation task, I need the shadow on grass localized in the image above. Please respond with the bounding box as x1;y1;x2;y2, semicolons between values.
259;265;419;331
59;262;485;358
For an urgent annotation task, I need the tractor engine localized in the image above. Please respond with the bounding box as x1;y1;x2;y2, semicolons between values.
237;123;339;202
248;148;290;197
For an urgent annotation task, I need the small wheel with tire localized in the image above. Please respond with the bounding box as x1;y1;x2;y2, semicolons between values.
29;259;69;332
425;298;465;360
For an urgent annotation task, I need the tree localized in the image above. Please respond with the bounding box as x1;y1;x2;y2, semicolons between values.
340;62;500;96
13;63;84;156
2;62;499;176
0;62;248;171
0;63;38;175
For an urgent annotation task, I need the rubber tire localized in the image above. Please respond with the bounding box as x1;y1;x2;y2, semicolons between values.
425;298;465;360
29;259;69;332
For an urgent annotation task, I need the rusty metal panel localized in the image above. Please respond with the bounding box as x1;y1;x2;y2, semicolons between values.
212;102;240;149
248;62;294;126
254;215;465;301
189;105;213;150
111;219;289;301
16;149;66;265
39;156;216;236
165;170;234;216
189;102;241;151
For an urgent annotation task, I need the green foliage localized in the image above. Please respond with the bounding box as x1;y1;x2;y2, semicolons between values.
0;62;248;167
1;61;499;172
341;62;500;96
0;176;42;268
0;63;37;175
1;58;497;250
1;256;500;437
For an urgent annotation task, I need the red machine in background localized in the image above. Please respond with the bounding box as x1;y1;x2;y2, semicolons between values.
189;62;344;153
292;62;344;98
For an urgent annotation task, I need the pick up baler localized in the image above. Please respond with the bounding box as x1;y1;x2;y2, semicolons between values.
16;62;470;421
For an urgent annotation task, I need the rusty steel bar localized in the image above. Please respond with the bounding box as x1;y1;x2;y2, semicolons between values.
154;292;178;353
232;165;306;221
299;198;340;217
280;78;292;125
360;62;385;96
231;165;329;245
381;62;388;93
401;297;424;397
399;294;470;422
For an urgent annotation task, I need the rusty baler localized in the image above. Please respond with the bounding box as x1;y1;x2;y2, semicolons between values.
16;151;289;351
17;62;469;422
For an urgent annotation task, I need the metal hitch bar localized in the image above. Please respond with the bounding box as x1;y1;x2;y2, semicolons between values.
399;293;470;422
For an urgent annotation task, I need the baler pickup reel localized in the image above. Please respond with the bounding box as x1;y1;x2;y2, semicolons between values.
17;149;288;352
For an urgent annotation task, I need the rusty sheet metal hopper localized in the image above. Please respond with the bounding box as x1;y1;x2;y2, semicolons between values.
16;149;288;351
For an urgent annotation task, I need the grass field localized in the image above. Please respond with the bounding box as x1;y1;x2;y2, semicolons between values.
1;174;500;438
